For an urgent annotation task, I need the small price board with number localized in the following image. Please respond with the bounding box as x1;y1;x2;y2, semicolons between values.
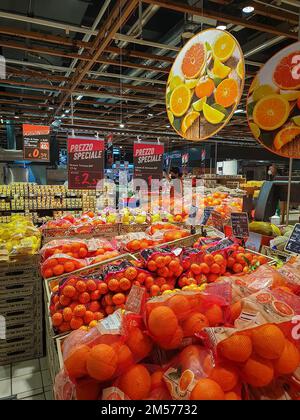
23;124;50;162
201;206;214;225
68;137;104;190
231;212;249;239
211;211;224;233
285;223;300;254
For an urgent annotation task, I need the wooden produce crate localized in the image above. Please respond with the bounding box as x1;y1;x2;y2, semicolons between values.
119;223;149;235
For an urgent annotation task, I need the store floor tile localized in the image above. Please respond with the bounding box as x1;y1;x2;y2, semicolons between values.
17;388;43;400
0;365;11;380
12;359;40;378
39;357;49;371
12;372;42;395
41;370;51;388
22;393;45;400
0;379;12;398
45;391;53;400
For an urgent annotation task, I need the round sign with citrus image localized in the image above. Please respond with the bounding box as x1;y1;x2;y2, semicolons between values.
247;41;300;158
166;29;245;141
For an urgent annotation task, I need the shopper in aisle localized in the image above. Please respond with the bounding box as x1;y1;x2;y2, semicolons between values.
267;163;278;181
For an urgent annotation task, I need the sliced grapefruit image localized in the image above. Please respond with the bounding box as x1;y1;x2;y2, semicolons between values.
256;292;272;304
169;84;191;117
274;126;300;151
253;95;290;131
272;300;294;317
273;51;300;90
214;78;239;108
182;43;207;79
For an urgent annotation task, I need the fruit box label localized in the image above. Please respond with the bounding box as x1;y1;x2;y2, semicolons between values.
164;367;196;400
125;285;146;315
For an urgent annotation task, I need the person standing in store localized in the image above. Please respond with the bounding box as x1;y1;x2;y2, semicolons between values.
267;163;278;181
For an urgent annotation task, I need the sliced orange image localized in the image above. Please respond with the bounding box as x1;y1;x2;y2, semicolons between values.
274;126;300;151
214;78;239;108
170;84;191;117
179;369;194;393
213;33;236;63
182;43;207;79
181;111;200;134
273;51;300;90
195;77;215;99
253;94;290;131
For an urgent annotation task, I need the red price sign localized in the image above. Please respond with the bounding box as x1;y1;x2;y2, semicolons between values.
23;124;50;161
68;137;104;190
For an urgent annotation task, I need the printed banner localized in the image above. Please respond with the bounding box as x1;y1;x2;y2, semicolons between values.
133;142;164;181
23;124;50;161
68;137;104;190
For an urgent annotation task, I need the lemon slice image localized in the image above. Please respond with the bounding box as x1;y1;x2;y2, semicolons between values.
203;103;225;124
192;97;207;112
213;58;231;79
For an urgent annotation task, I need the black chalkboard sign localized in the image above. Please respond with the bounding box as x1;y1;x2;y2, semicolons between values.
206;238;235;254
231;212;249;238
201;206;214;225
211;211;224;233
285;223;300;254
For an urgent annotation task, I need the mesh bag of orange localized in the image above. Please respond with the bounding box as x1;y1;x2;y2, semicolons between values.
41;253;87;279
278;257;300;295
58;310;154;400
162;344;243;400
201;288;300;400
144;284;232;351
40;239;89;262
116;232;156;253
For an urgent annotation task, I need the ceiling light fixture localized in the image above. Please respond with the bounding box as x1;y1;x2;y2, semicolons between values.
148;113;154;117
119;123;125;128
166;125;171;128
15;115;19;119
216;25;227;31
76;95;83;101
242;6;255;14
65;109;70;114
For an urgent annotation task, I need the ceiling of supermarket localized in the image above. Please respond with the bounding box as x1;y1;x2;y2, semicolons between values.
0;0;299;151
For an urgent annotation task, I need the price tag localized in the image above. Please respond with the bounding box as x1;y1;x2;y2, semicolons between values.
246;232;262;252
206;238;234;254
211;211;224;233
201;206;214;225
285;223;300;254
231;212;249;239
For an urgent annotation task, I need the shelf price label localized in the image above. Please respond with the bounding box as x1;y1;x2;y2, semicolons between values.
23;124;50;162
285;223;300;255
68;137;104;190
231;212;249;239
211;211;224;233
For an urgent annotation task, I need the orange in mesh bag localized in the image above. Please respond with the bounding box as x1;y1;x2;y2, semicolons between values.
202;289;300;398
61;310;154;399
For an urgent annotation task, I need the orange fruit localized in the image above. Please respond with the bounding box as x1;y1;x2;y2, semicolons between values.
181;42;206;79
83;310;94;325
76;281;87;293
182;312;209;337
253;95;290;131
164;256;172;265
59;321;71;333
158;326;183;350
62;244;71;253
251;324;285;360
93;311;104;321
204;254;214;266
62;285;76;298
190;378;225;400
63;307;73;322
112;343;133;372
73;304;86;318
242;356;274;387
214;254;225;265
273;339;300;375
150;285;160;297
169;84;191;118
47;258;58;268
108;278;119;292
89;301;101;312
125;267;138;280
89;320;98;328
151;370;164;389
65;345;90;378
78;247;88;258
59;295;71;307
169;260;180;273
64;261;75;273
52;312;63;327
190;263;201;275
79;292;90;304
218;333;252;363
75;378;102;401
195;77;215;99
145;276;154;289
126;327;153;360
209;364;239;392
128;240;141;252
86;280;97;292
199;263;210;274
136;272;147;284
70;316;84;330
225;391;241;400
215;78;239;108
167;295;191;319
205;304;223;326
90;290;101;301
155;256;165;268
105;305;114;315
273;51;300;90
210;263;221;274
103;294;113;306
86;344;118;382
230;301;242;324
98;282;108;294
147;260;157;272
112;292;126;305
43;268;53;278
53;264;64;276
233;263;243;273
119;278;131;291
118;364;151;400
148;306;178;338
274;126;300;152
208;274;219;283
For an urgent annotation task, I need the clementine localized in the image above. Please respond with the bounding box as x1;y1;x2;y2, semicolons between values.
182;312;209;337
205;304;223;326
126;327;153;360
242;356;274;387
218;333;252;363
148;306;178;338
167;294;191;319
209;364;239;392
118;364;151;400
190;378;225;400
252;324;285;360
86;344;118;381
273;339;300;375
65;345;90;378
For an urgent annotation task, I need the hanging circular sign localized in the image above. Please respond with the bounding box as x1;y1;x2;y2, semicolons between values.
247;41;300;158
166;29;245;141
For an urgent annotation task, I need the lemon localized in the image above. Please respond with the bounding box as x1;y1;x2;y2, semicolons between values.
203;103;225;124
213;33;236;63
292;116;300;126
168;75;184;92
167;110;174;125
237;59;244;79
249;122;261;139
213;58;231;79
249;76;259;95
181;111;200;134
253;84;275;102
280;91;300;102
185;79;198;89
192;96;207;112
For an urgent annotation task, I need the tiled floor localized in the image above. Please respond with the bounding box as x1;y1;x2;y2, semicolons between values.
0;357;53;400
